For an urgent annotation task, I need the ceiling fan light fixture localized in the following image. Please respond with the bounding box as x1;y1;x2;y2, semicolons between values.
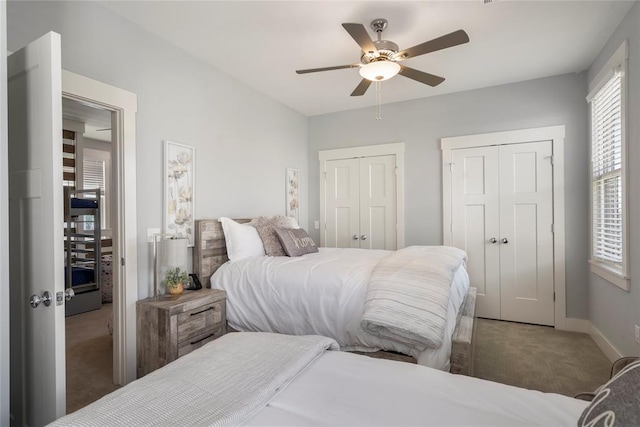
359;61;400;81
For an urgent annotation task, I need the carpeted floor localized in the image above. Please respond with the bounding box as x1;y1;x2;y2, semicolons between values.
66;303;120;414
473;318;611;397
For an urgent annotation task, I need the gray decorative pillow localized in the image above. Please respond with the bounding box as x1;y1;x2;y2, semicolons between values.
577;359;640;426
274;228;319;257
249;216;293;257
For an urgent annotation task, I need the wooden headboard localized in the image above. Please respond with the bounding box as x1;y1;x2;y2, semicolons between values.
193;218;251;287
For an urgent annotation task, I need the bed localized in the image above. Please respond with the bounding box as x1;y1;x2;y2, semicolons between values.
51;332;599;426
193;217;476;375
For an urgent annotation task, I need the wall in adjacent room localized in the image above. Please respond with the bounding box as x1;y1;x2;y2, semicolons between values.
587;1;640;357
308;73;590;319
7;1;308;299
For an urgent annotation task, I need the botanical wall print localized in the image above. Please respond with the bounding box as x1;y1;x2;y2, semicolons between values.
286;168;300;224
164;141;195;246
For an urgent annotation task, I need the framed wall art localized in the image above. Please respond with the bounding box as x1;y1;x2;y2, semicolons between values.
164;140;195;246
286;168;300;224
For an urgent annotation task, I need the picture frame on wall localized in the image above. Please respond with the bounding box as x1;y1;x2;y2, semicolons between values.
286;168;300;225
164;140;195;246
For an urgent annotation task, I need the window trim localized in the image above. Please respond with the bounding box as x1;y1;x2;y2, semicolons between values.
588;40;629;291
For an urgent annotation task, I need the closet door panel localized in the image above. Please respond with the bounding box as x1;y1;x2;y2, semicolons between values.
324;158;360;248
451;147;501;319
499;141;554;326
359;155;397;250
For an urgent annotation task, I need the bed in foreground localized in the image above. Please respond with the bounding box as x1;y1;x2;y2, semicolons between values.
194;217;476;374
51;332;593;426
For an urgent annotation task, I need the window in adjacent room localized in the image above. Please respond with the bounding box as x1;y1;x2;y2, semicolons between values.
587;40;629;291
80;148;111;234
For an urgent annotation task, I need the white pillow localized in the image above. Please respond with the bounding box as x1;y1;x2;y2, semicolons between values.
219;217;265;262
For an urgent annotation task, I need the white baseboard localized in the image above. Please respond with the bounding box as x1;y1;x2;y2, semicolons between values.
562;317;590;333
588;323;623;363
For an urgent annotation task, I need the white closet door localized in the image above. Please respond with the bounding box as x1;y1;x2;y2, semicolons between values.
499;141;554;326
451;147;501;319
359;155;397;250
324;158;360;248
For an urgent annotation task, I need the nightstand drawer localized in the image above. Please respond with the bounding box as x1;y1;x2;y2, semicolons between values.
177;326;224;358
176;301;223;343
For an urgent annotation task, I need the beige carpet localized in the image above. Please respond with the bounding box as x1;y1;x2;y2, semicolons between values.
66;303;120;414
473;318;611;397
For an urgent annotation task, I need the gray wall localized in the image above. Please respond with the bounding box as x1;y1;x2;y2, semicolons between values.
7;1;309;299
587;1;640;357
308;73;590;319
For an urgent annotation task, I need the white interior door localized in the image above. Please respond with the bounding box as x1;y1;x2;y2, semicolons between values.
450;141;554;325
324;158;359;248
359;155;397;250
324;155;397;250
451;147;501;319
499;141;554;326
8;32;65;425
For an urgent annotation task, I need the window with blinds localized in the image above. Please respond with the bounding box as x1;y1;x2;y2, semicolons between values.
591;72;622;265
83;158;107;230
588;41;628;290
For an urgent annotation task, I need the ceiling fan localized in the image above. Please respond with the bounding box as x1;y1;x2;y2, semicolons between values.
296;19;469;96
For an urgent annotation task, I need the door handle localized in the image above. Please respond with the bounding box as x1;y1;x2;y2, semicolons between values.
502;238;509;244
352;235;359;240
361;235;367;241
489;237;497;244
29;291;52;308
65;288;75;301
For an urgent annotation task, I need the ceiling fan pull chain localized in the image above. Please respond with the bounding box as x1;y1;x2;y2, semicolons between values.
376;81;382;120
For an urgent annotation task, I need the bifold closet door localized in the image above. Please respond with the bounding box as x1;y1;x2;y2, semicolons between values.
325;158;360;248
450;141;554;325
324;155;397;250
499;141;554;326
451;146;501;319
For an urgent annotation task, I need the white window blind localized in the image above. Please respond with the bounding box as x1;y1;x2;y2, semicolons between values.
83;158;105;193
590;70;623;267
83;158;107;230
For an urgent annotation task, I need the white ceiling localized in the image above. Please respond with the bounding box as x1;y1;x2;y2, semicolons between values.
99;1;634;117
62;97;112;142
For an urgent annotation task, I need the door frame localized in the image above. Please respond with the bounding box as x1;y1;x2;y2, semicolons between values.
62;70;139;385
0;2;9;424
441;125;567;329
319;142;405;249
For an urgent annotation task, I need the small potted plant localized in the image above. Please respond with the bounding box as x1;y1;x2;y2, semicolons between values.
165;267;188;296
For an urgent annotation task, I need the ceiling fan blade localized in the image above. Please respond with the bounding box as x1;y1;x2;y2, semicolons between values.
351;79;372;96
296;64;360;74
399;66;445;87
395;29;469;60
342;23;377;53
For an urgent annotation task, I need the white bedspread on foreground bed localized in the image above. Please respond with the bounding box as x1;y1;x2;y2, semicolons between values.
51;332;586;426
211;247;469;369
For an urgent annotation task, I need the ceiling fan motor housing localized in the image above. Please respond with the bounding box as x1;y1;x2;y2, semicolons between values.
361;40;399;64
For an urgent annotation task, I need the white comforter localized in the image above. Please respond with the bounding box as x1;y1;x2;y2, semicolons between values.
211;247;469;370
52;333;587;426
50;333;338;426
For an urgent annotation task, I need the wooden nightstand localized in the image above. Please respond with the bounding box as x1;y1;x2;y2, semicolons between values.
136;288;227;377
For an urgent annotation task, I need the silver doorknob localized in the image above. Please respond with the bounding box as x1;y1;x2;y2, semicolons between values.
65;288;75;301
361;235;367;241
502;238;509;244
489;237;497;244
29;294;42;308
352;235;359;240
29;291;52;308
